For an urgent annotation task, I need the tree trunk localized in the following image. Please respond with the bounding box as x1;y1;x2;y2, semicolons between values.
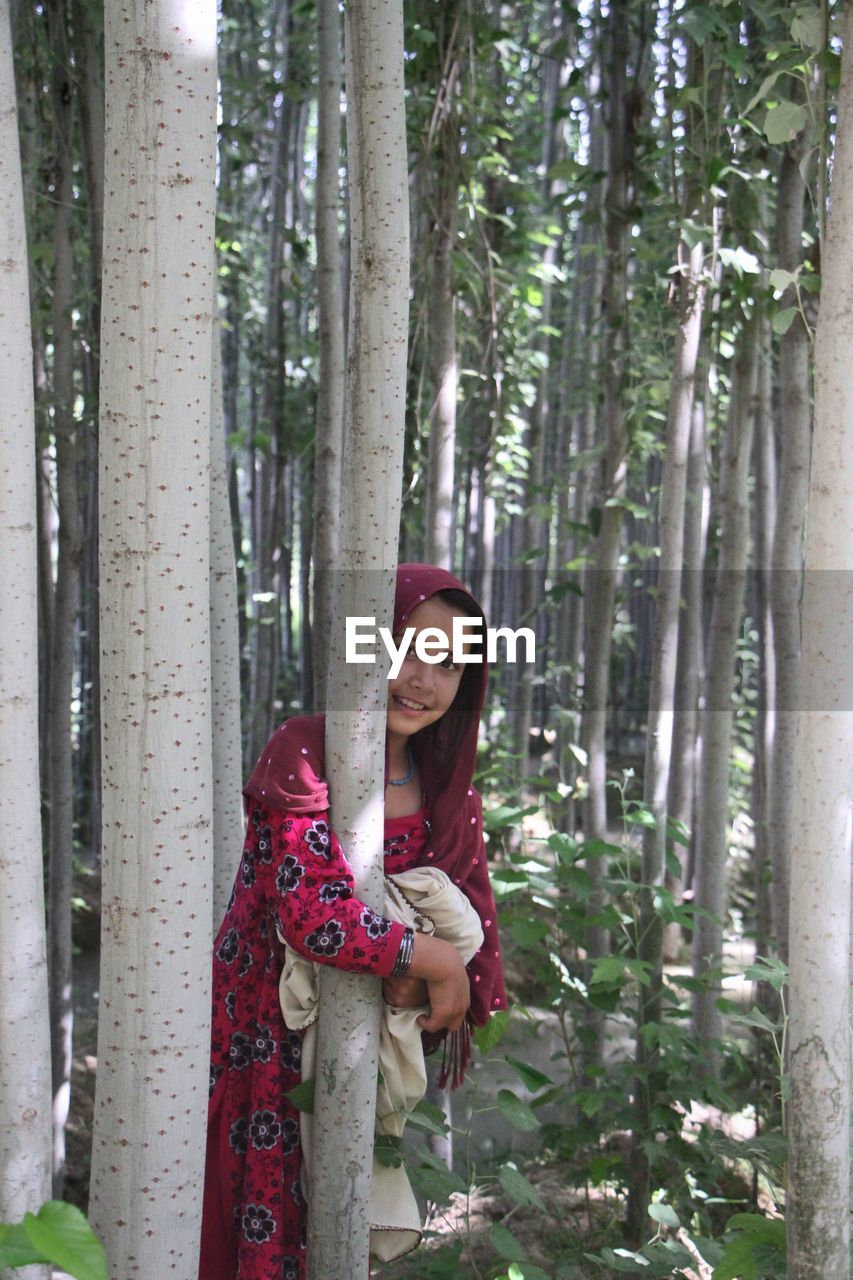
88;5;217;1275
627;222;704;1239
306;0;409;1273
312;0;346;705
0;2;53;1263
692;314;759;1055
787;7;853;1268
767;104;812;963
210;331;244;929
44;0;84;1195
424;156;458;570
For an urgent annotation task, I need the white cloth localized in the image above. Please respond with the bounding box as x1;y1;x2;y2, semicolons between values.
278;866;484;1262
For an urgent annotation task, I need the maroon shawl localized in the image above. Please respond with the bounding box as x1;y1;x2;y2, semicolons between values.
244;564;507;1081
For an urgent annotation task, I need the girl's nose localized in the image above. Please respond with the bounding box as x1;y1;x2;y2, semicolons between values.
410;657;436;690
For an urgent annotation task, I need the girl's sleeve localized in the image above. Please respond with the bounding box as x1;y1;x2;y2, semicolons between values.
257;808;407;977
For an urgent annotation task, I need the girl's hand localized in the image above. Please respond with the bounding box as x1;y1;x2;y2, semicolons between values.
382;975;429;1008
405;934;471;1033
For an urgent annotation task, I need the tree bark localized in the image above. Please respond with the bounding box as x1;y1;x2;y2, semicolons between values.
88;5;217;1275
306;0;409;1273
692;314;759;1055
767;101;812;963
0;1;53;1264
787;7;853;1269
312;0;346;705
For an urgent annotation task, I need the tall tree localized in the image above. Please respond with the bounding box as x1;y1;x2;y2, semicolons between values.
0;0;52;1262
88;3;217;1274
306;0;409;1273
787;4;853;1271
312;0;346;703
692;311;759;1052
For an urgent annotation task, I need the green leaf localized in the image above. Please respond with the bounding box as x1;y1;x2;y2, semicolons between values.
21;1203;108;1280
374;1133;404;1167
649;1202;680;1229
510;917;550;948
772;306;798;335
409;1157;467;1203
769;267;798;294
474;1009;509;1052
490;1221;526;1262
600;1246;651;1271
407;1099;450;1136
497;1089;540;1132
712;1215;786;1280
590;956;653;988
498;1163;547;1212
0;1222;42;1271
728;1007;782;1034
743;955;788;992
744;69;784;116
507;1264;551;1280
764;100;808;145
285;1078;315;1113
505;1054;552;1092
790;8;823;49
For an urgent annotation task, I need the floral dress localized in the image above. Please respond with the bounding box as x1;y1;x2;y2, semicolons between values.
198;803;430;1280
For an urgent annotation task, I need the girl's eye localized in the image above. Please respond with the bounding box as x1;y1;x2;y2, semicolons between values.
440;655;458;671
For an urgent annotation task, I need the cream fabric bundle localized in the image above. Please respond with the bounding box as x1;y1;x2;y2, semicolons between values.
278;866;484;1262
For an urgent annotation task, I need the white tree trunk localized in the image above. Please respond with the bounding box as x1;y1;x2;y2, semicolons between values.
210;332;244;928
0;2;52;1268
89;4;217;1276
692;318;759;1052
787;6;853;1271
768;115;811;963
306;0;409;1274
312;0;346;705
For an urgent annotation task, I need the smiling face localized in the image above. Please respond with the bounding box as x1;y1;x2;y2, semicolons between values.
386;597;471;757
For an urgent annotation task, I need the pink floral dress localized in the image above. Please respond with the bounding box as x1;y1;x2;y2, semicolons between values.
198;803;429;1280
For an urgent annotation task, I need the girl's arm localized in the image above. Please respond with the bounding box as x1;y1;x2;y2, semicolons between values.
405;932;470;1033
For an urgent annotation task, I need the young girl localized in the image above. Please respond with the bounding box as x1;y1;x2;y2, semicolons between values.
198;564;506;1280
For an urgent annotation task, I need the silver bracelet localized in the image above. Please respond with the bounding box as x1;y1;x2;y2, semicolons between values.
391;926;415;977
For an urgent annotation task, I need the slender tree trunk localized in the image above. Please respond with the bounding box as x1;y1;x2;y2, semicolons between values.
89;5;217;1274
210;332;244;929
306;0;409;1273
579;0;638;1066
692;314;759;1055
0;3;52;1264
767;109;812;963
627;223;704;1239
312;0;345;704
424;158;458;569
44;0;83;1195
787;13;853;1268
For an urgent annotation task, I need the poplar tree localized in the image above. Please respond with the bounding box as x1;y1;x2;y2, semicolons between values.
0;1;52;1264
88;3;218;1274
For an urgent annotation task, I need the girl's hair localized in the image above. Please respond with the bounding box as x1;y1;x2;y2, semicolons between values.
428;587;486;768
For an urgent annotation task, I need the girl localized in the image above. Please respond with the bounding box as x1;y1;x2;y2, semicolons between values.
198;564;506;1279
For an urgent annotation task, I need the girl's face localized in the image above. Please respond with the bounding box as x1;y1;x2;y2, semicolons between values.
386;597;470;741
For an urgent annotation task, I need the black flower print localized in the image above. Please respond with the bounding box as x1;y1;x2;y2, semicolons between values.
290;1177;303;1208
216;927;239;965
209;1063;223;1097
282;1258;300;1280
226;884;236;914
229;1031;253;1071
256;824;273;864
281;1030;302;1073
360;905;392;941
238;947;253;978
251;1023;276;1064
242;1203;276;1245
276;853;304;895
224;990;236;1022
304;918;346;959
240;854;255;888
304;818;331;859
318;878;352;905
228;1115;248;1154
280;1115;299;1155
249;1109;281;1150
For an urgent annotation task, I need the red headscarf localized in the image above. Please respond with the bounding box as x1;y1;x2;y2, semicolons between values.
244;564;507;1082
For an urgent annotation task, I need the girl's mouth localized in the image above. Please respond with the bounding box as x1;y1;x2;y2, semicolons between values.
393;695;428;714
